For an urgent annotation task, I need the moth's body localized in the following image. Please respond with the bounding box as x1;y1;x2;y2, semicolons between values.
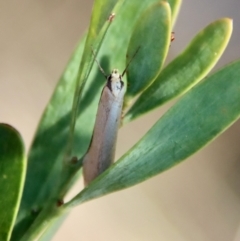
82;69;125;186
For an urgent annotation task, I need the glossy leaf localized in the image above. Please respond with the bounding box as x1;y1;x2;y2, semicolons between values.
125;18;233;122
67;59;240;206
0;124;26;241
125;1;171;102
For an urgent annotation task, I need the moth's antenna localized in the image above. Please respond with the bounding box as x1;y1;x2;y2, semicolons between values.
91;47;108;78
122;46;141;77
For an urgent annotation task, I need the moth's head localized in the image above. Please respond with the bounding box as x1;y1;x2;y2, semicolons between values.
107;69;124;97
109;69;123;85
110;69;121;80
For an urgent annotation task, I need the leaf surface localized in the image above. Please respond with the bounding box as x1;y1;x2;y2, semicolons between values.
125;18;233;122
125;2;171;102
0;124;26;241
68;59;240;206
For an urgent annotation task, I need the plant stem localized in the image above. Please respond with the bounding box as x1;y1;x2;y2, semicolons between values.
19;202;66;241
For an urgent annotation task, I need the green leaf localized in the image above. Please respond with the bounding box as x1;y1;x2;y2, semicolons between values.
0;124;26;241
67;59;240;206
125;18;233;122
125;1;171;103
10;38;86;241
96;0;180;74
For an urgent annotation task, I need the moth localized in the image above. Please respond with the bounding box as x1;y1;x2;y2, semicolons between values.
82;48;139;186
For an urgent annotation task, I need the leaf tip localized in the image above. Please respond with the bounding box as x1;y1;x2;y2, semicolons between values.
221;17;233;29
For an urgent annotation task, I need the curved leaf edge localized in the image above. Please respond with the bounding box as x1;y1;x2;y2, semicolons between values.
0;123;26;241
124;18;233;123
66;58;240;207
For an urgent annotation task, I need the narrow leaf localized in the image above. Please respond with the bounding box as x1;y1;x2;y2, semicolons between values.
68;59;240;206
0;124;26;241
125;18;233;122
125;1;171;102
10;39;86;241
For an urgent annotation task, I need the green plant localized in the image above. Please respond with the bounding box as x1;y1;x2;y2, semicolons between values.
1;0;240;240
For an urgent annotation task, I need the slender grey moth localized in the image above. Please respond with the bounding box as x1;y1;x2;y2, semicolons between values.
82;47;139;186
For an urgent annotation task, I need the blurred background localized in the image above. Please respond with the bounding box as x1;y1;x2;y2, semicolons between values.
1;0;240;240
